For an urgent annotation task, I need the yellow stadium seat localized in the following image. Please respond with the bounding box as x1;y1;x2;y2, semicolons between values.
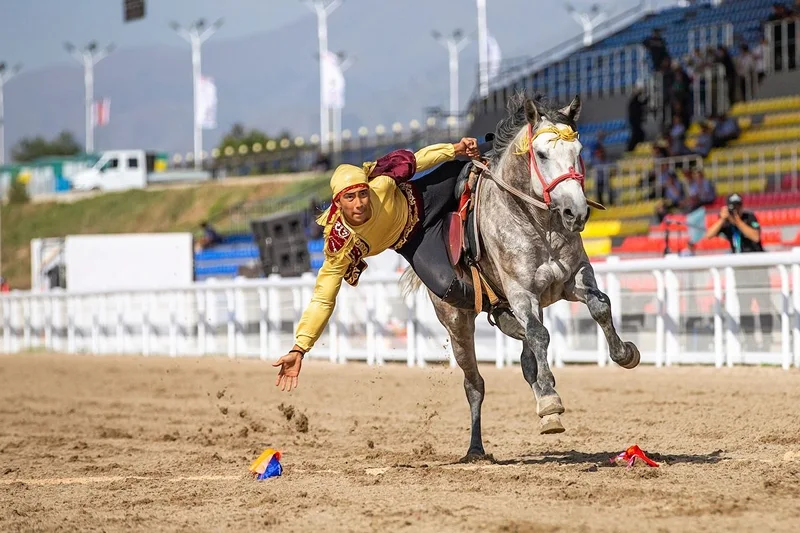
582;238;612;257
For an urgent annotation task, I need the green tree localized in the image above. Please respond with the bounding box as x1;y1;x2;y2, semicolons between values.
11;131;83;163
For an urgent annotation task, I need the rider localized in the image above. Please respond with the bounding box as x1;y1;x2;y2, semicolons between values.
272;138;517;391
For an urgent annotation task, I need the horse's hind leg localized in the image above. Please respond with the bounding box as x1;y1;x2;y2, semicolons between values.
569;263;640;369
429;292;489;461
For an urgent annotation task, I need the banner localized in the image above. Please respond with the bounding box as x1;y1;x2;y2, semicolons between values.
92;98;110;127
321;51;345;110
487;33;502;82
196;75;218;129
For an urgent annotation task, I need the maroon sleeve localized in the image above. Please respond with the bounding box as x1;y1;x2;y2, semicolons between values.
368;149;417;183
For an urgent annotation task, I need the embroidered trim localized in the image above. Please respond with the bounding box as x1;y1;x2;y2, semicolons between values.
390;182;424;250
343;238;370;286
326;218;352;255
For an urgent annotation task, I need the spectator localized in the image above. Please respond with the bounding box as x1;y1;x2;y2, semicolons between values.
312;152;331;171
0;277;9;292
714;45;738;107
712;112;741;147
627;84;648;151
752;37;768;85
668;114;691;157
195;221;224;253
654;166;686;222
703;193;772;349
643;28;670;72
592;144;614;206
736;43;757;101
684;168;716;211
693;121;714;158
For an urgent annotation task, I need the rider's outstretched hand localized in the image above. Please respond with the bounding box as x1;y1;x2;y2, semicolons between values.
272;350;303;392
454;137;480;159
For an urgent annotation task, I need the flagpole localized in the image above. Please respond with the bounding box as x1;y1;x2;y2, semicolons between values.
0;62;21;166
477;0;489;98
65;42;114;153
331;52;353;159
170;18;223;170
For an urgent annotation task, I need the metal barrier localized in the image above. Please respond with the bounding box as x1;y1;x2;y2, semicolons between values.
765;18;799;74
3;250;800;369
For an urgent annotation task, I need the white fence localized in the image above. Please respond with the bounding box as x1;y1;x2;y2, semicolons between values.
3;251;800;370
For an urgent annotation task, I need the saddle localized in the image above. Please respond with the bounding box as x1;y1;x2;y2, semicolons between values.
444;158;502;314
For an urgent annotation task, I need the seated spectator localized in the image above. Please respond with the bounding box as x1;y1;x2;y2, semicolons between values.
684;168;717;211
654;167;686;222
195;221;224;253
668;114;692;157
693;122;714;158
711;112;740;148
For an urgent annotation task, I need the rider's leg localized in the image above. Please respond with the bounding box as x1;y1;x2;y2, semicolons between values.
397;218;525;340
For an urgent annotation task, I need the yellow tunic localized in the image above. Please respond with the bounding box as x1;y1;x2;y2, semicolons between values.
295;143;456;351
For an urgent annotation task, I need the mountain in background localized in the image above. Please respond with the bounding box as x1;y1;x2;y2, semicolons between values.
2;1;603;155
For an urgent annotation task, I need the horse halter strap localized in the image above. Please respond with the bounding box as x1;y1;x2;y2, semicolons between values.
527;123;585;206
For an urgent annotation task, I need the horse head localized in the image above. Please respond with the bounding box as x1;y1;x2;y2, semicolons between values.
513;95;588;232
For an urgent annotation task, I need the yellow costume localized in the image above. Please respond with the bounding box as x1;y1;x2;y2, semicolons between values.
294;143;456;351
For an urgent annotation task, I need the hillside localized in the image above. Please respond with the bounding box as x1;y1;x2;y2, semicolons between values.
1;175;327;289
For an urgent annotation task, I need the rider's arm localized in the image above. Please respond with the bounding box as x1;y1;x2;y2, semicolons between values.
294;255;349;352
414;143;457;173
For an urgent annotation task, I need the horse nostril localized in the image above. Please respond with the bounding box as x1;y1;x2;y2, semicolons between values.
562;208;574;220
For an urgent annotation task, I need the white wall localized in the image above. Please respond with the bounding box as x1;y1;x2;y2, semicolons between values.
65;233;193;292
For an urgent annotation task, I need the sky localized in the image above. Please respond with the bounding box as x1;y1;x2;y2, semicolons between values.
0;0;682;72
0;0;310;72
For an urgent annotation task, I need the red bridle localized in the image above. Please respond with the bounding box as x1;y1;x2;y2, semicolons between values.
527;122;585;206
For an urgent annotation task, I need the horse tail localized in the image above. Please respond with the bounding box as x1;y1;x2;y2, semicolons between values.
399;267;423;299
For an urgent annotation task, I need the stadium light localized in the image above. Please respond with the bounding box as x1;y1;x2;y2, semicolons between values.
0;62;22;165
564;3;608;47
302;0;342;154
330;51;354;157
170;18;224;170
65;41;114;153
432;29;469;127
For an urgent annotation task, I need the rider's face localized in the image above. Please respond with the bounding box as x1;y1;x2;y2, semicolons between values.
336;187;371;226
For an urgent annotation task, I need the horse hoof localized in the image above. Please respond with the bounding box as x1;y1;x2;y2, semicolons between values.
459;452;496;464
618;342;641;369
536;395;565;417
539;414;565;435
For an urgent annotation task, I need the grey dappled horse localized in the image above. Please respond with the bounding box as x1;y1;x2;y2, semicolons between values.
401;93;640;461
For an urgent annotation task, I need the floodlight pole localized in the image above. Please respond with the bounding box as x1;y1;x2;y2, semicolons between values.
65;42;114;153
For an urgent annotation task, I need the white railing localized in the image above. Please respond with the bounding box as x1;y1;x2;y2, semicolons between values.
3;251;800;370
687;22;733;55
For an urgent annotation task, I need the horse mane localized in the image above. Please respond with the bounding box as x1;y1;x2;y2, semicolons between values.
490;91;576;163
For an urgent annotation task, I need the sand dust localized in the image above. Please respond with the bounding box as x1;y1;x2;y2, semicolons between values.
1;353;799;532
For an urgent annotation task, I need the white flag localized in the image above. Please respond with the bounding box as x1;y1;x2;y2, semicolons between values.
195;75;218;130
322;51;345;110
487;33;502;82
92;98;110;127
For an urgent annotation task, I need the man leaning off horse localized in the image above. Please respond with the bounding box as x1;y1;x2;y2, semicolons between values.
272;137;517;391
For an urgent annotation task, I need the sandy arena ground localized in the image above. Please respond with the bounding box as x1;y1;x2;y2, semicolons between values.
1;352;799;532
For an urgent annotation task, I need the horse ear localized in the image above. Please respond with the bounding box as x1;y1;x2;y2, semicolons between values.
559;95;582;122
523;97;540;125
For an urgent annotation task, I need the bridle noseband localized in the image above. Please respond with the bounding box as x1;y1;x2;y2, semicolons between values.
526;123;585;206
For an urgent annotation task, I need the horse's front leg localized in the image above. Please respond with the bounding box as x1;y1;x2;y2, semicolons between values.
506;285;565;435
568;262;640;369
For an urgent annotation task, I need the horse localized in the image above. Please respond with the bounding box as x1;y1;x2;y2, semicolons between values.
401;92;641;461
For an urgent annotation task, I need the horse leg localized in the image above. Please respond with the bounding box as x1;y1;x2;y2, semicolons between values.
430;292;489;460
569;263;640;369
507;289;565;434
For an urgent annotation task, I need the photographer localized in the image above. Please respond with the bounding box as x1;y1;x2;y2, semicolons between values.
704;194;772;350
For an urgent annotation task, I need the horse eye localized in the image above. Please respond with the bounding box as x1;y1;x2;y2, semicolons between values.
536;151;548;160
